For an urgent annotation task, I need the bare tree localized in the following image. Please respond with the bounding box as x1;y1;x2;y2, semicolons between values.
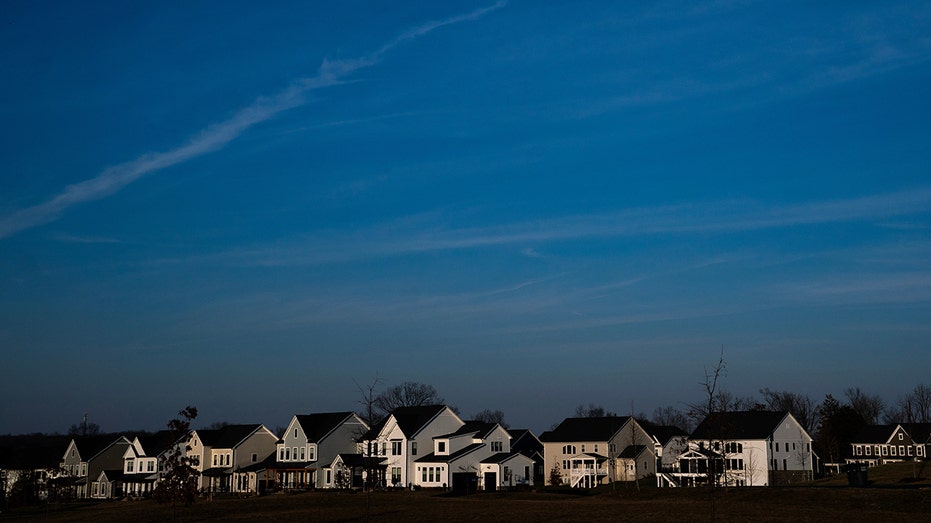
374;381;444;419
355;375;383;492
67;413;101;436
473;409;508;428
573;403;618;418
887;384;931;424
760;388;819;434
687;349;728;521
844;387;885;424
652;405;693;433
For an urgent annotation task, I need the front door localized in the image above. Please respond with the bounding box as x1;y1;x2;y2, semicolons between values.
484;472;497;491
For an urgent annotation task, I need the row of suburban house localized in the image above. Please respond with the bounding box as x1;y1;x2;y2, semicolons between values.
3;407;930;502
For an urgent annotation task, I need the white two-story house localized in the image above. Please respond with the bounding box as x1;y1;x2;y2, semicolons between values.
359;405;463;488
674;410;814;487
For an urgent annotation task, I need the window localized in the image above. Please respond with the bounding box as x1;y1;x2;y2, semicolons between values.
562;445;577;454
309;446;315;460
918;446;924;457
783;459;787;470
908;446;914;456
279;448;285;461
213;454;218;466
866;447;872;456
776;442;780;452
326;469;331;485
285;448;290;460
295;428;298;438
899;433;904;440
392;467;401;485
226;454;230;466
381;442;387;456
293;447;298;460
491;441;503;452
147;461;155;472
438;441;446;453
422;467;427;482
899;445;905;456
412;442;417;456
581;444;585;452
882;446;888;456
252;453;258;463
127;460;134;472
594;444;599;453
300;447;305;460
391;440;402;456
891;446;897;456
428;467;434;482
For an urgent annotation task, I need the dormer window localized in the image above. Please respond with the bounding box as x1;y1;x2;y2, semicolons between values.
438;441;446;453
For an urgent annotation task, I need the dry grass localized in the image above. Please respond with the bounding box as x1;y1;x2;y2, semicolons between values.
6;465;930;523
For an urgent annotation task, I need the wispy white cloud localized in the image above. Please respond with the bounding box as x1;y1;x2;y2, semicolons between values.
192;187;931;268
0;3;507;240
52;234;121;244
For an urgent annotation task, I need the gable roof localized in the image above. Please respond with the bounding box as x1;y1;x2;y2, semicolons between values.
539;416;631;442
0;434;71;469
438;420;498;439
851;424;899;444
363;405;452;440
905;423;931;443
691;411;790;440
196;424;265;449
67;434;125;461
415;443;485;464
638;420;688;445
135;430;176;456
295;412;359;443
509;429;543;454
481;452;532;465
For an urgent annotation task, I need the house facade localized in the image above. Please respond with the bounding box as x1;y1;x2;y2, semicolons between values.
671;411;814;487
541;416;657;488
847;423;930;466
413;421;511;489
188;424;277;494
359;405;463;488
257;411;367;490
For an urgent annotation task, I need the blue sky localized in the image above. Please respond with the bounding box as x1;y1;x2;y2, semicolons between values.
2;1;931;435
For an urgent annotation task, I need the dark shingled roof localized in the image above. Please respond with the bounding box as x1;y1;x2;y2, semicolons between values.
295;412;357;443
538;416;631;442
0;434;71;469
335;453;365;468
906;423;931;443
135;430;176;456
415;443;484;464
438;420;497;439
197;424;263;448
362;405;449;440
851;424;898;444
691;411;789;440
638;420;688;445
482;452;523;464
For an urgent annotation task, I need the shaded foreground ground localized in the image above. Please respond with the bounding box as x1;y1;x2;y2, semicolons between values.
5;485;930;523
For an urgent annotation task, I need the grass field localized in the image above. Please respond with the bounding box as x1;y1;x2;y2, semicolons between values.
5;463;929;522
